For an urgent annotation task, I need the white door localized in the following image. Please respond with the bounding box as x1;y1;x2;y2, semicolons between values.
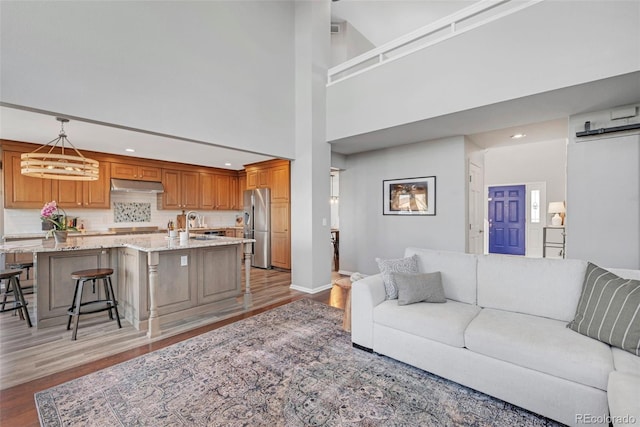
468;162;484;254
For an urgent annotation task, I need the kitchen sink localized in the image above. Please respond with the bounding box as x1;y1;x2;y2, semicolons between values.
190;235;223;240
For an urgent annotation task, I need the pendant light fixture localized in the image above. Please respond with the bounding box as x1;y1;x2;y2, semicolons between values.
21;117;99;181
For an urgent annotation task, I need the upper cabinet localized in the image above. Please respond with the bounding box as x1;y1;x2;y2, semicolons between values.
111;163;161;182
199;172;233;210
52;162;111;209
2;141;246;213
270;163;290;203
3;150;52;208
161;169;199;210
3;149;110;209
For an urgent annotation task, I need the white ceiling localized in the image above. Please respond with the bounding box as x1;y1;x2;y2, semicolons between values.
0;106;273;170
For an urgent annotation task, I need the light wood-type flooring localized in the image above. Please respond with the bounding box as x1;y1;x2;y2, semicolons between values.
0;268;347;426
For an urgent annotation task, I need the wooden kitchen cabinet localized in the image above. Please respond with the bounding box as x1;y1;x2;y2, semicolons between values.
161;169;199;210
214;174;232;210
244;159;291;269
200;172;234;210
111;162;161;182
271;202;291;269
3;150;52;208
246;168;269;189
199;173;215;210
270;164;290;203
236;172;246;210
53;162;111;209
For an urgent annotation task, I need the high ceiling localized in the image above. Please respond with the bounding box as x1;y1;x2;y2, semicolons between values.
1;2;638;166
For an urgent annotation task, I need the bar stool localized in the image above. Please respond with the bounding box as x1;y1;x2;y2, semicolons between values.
0;269;32;327
66;268;121;340
8;261;34;295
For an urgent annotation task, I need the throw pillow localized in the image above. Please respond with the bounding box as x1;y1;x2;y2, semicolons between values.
567;263;640;356
375;255;419;300
393;271;446;305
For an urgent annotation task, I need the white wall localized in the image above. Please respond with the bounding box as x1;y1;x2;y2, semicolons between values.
484;139;567;209
327;1;640;141
330;22;375;67
0;1;296;159
567;104;640;269
290;0;332;293
339;136;467;275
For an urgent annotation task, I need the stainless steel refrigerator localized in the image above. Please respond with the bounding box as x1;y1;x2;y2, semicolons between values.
243;188;271;268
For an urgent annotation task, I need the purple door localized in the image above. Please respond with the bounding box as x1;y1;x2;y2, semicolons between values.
488;185;526;256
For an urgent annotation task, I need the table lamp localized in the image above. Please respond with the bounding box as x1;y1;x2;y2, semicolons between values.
548;201;566;226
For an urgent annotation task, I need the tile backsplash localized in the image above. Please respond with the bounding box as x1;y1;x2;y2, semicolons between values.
3;192;241;235
113;202;151;223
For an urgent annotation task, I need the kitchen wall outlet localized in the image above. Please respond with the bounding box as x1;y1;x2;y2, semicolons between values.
322;218;327;226
181;255;188;266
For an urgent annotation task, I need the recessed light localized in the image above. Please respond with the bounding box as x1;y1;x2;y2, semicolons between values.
510;133;526;139
125;148;135;152
224;162;232;166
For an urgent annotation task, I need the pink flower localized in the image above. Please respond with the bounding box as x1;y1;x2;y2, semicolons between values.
41;201;58;218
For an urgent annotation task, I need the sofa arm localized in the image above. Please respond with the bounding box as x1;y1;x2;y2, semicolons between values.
351;273;386;350
608;371;640;427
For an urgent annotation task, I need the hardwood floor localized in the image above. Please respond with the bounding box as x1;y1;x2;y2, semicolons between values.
0;268;348;427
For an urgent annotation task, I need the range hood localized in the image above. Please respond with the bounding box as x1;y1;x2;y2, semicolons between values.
110;178;164;193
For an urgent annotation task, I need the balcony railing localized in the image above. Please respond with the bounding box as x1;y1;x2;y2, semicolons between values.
327;0;544;86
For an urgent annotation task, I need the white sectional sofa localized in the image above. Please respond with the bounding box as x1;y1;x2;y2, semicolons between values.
352;247;640;427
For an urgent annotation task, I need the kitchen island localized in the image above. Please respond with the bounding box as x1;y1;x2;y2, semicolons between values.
0;234;254;338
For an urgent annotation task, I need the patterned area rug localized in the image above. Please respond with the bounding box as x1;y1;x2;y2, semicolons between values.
35;299;561;426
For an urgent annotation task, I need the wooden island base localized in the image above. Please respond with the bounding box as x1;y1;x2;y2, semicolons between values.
1;234;254;336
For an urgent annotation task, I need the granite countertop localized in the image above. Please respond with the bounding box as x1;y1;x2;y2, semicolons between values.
3;230;118;240
3;225;244;241
0;233;254;254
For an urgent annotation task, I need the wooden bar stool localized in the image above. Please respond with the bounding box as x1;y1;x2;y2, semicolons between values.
0;269;32;327
66;268;121;340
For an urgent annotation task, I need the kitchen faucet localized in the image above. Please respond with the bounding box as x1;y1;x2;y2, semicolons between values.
185;211;199;236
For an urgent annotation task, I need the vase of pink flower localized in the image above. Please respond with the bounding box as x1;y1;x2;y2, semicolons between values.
41;201;77;243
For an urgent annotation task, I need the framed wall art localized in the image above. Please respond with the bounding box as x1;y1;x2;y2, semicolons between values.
383;176;436;216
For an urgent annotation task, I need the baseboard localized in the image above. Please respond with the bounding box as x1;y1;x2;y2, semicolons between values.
289;282;334;294
352;342;373;353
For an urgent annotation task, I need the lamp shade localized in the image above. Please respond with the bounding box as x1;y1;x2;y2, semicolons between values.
548;201;566;214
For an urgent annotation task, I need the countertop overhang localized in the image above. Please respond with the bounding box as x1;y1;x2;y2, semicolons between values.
0;233;255;254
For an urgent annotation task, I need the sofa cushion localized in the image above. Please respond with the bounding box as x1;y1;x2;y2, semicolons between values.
477;254;587;321
376;254;419;300
404;248;477;304
393;271;446;305
464;308;613;390
607;371;640;427
612;347;640;376
374;299;480;348
568;263;640;356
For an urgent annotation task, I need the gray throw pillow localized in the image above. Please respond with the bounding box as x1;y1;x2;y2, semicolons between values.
393;271;446;305
567;262;640;356
375;255;419;300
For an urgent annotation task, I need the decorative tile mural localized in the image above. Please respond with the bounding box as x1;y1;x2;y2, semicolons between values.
114;202;151;223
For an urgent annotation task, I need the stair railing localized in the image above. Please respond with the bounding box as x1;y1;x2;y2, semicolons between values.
327;0;544;86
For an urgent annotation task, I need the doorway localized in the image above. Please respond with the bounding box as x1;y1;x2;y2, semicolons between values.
488;185;526;255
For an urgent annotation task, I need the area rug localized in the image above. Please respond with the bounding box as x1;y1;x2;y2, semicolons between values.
35;299;560;426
